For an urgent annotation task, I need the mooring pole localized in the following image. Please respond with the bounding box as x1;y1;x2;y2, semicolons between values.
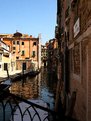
22;64;24;86
6;69;9;79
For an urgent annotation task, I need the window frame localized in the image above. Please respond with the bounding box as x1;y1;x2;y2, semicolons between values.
32;51;36;57
17;41;20;45
33;42;36;46
22;41;24;45
21;50;25;56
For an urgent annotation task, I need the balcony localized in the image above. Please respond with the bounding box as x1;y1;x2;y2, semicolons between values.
0;47;3;53
3;52;9;57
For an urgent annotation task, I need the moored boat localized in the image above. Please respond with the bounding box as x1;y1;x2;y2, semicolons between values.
28;69;40;77
1;79;11;86
0;79;11;99
0;79;11;92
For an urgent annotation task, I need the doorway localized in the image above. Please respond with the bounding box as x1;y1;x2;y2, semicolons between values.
22;62;26;70
4;63;8;70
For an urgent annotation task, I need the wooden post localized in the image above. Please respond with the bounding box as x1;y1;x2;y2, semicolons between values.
22;63;24;86
6;69;9;79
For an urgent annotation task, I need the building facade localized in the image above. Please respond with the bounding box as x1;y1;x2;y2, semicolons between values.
0;32;41;72
56;0;91;121
0;39;11;73
47;38;58;74
41;45;47;67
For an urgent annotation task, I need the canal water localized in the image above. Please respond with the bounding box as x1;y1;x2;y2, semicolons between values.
10;67;57;110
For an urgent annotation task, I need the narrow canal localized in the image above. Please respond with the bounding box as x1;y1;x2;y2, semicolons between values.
10;67;57;110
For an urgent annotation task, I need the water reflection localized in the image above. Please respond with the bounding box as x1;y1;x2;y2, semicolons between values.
10;67;57;110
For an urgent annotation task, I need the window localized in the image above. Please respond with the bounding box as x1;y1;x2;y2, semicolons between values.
13;47;16;50
16;57;19;59
22;42;24;45
4;63;8;70
21;50;25;56
13;41;15;45
22;63;26;70
17;41;19;45
13;51;15;54
33;42;36;46
32;51;35;57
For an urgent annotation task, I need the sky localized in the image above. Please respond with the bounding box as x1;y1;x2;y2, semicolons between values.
0;0;57;45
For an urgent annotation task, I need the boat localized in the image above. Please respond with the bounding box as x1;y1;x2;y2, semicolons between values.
1;79;11;86
0;83;10;92
10;99;48;121
28;69;40;77
0;79;11;98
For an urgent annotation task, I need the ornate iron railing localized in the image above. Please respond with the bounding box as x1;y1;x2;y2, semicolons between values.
0;91;58;121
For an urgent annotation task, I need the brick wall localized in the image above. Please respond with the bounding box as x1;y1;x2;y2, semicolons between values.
69;41;86;121
56;0;91;120
87;40;91;121
70;30;91;121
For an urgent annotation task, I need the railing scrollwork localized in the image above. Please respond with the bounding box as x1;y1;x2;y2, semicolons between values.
0;91;57;121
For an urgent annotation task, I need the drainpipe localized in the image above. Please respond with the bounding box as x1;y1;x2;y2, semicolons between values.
63;31;67;112
63;31;70;112
63;35;66;111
